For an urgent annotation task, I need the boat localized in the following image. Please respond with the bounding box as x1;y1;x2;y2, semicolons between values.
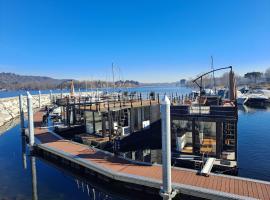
237;91;249;105
260;89;270;98
217;88;229;99
203;88;215;95
237;88;270;106
245;91;269;106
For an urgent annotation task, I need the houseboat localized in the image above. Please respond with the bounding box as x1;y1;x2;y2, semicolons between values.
54;66;238;175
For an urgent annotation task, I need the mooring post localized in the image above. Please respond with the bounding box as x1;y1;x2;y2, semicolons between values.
19;94;25;133
160;96;177;200
38;90;41;108
27;92;35;148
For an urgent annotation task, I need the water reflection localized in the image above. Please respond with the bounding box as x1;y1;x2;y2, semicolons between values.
24;150;121;200
0;123;127;200
238;105;270;181
238;105;270;113
21;133;38;200
75;179;100;200
21;135;27;170
31;156;38;200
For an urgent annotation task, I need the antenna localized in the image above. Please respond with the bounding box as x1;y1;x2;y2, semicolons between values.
211;56;216;94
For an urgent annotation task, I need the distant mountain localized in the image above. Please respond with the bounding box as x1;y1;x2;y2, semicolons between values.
0;72;141;90
0;72;65;90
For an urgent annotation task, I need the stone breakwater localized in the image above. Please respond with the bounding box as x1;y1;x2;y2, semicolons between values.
0;91;100;128
0;94;51;127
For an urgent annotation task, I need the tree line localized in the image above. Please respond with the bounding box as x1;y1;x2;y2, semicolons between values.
185;67;270;89
0;72;140;90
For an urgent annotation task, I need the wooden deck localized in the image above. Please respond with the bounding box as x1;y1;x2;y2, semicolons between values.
181;138;217;154
33;111;270;200
74;133;110;146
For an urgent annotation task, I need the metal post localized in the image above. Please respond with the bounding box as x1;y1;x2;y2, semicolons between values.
38;90;41;108
160;96;176;200
19;94;25;132
27;92;35;148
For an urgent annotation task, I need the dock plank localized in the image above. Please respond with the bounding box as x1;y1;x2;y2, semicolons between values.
255;182;264;199
246;181;253;197
238;180;244;197
229;178;235;194
242;178;250;197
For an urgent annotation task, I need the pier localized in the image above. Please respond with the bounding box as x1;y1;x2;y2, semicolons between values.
31;110;270;200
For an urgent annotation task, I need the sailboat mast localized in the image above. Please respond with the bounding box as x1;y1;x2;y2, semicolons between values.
211;56;216;94
106;72;108;94
112;63;115;92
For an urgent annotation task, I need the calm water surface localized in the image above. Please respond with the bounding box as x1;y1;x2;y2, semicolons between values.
0;87;270;199
0;86;191;98
0;125;130;200
237;106;270;181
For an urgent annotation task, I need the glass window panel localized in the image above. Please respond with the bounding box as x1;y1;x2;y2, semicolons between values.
172;120;193;153
196;121;216;156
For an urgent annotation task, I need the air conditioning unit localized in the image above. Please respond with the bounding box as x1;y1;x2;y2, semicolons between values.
142;120;150;130
113;122;118;131
120;126;130;136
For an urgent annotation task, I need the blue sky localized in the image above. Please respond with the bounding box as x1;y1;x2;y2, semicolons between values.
0;0;270;82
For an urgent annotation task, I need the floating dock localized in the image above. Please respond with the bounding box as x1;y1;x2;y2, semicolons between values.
32;110;270;200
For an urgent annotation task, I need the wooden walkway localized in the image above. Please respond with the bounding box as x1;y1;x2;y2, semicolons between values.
33;111;270;200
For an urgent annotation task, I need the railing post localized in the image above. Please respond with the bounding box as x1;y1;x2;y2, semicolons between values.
160;96;177;200
27;92;35;148
19;94;25;133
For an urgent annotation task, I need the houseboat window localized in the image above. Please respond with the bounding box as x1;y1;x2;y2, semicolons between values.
133;107;142;131
94;112;102;135
195;121;216;156
85;111;94;134
143;106;150;121
172;120;193;154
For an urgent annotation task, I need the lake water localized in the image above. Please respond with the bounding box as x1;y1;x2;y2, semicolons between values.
0;87;270;199
237;106;270;181
0;125;131;200
0;86;191;98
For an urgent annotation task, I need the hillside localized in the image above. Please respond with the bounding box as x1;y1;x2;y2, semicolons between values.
0;72;141;90
0;72;64;90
